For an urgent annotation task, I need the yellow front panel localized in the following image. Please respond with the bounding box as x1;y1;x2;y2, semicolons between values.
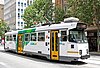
51;51;59;60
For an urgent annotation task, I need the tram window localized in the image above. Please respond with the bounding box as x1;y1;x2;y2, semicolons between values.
31;33;36;41
25;34;30;41
9;35;12;41
52;32;54;51
55;32;59;51
6;36;9;41
13;35;16;41
61;31;67;41
38;32;45;41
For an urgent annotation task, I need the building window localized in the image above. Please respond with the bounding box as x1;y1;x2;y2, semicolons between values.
18;2;20;6
18;13;20;18
21;15;23;18
21;3;23;7
21;9;23;13
61;30;67;41
18;22;20;24
27;0;29;6
21;22;23;24
38;32;45;41
30;1;32;4
24;3;26;7
18;8;20;12
18;22;20;26
21;22;23;26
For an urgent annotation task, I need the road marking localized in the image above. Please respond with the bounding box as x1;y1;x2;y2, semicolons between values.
0;62;13;68
0;62;7;66
82;58;100;65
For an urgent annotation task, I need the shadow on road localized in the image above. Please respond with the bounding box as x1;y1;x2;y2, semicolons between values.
0;50;87;65
48;60;87;65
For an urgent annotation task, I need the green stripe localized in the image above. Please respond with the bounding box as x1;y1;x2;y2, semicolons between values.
18;30;25;34
25;29;32;33
24;41;29;45
18;28;36;34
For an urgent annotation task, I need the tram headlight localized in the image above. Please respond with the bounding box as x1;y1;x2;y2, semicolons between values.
79;50;82;55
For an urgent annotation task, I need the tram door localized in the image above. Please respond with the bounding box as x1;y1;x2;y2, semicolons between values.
17;34;23;53
50;30;59;60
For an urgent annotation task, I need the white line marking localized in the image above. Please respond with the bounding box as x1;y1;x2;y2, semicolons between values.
0;62;7;66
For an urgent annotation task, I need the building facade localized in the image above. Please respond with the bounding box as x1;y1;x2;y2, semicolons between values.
4;0;33;30
86;26;100;52
4;0;67;30
52;0;67;11
0;4;4;20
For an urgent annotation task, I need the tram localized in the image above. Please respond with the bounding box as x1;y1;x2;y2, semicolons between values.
4;17;90;61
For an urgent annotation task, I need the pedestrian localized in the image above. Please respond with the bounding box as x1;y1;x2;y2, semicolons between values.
1;38;4;45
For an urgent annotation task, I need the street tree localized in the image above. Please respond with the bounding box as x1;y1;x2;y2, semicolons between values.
0;19;10;37
23;0;66;28
23;0;53;28
67;0;100;25
54;7;65;23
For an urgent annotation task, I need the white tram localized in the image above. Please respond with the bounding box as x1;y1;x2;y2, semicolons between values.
4;17;90;61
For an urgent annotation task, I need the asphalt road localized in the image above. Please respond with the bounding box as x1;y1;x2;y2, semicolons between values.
0;45;100;68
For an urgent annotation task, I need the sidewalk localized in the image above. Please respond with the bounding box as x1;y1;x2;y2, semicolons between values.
90;52;100;56
0;45;4;51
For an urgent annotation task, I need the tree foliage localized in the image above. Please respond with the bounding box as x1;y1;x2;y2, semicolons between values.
54;7;65;23
23;0;65;28
23;0;53;28
67;0;100;25
0;19;10;36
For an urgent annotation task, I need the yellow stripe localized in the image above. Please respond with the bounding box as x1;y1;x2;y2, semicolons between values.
67;51;79;54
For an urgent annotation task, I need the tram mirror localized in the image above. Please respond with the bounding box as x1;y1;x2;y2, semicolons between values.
58;33;61;37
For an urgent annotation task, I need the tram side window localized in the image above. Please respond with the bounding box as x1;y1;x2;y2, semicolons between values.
13;35;16;41
38;32;45;41
31;33;36;41
6;36;9;41
9;35;12;41
61;30;67;41
25;34;30;41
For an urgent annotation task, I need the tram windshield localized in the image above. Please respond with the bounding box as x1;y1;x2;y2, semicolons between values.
69;30;87;43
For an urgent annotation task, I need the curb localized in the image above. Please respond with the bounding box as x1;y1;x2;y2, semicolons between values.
90;52;100;56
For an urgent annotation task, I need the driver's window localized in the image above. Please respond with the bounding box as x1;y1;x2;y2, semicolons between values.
69;31;77;42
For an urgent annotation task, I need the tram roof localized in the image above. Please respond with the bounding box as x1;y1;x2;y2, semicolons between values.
5;22;78;35
5;31;18;35
36;22;78;31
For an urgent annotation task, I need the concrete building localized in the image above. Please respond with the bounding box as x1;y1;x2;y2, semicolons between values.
4;0;67;30
4;0;33;30
0;0;4;19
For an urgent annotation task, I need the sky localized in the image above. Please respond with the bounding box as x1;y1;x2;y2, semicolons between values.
0;0;4;4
